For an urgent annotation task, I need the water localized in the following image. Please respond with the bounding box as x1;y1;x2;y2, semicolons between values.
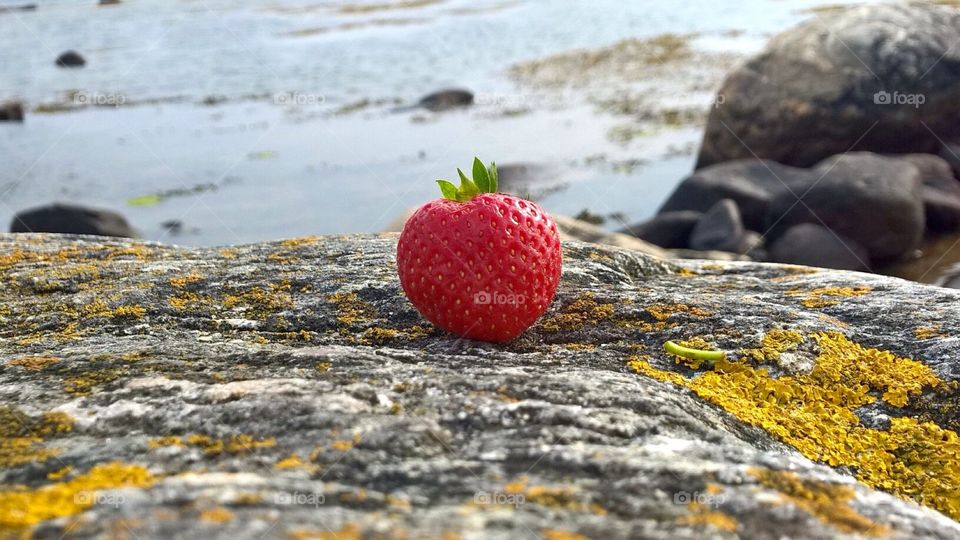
0;0;863;246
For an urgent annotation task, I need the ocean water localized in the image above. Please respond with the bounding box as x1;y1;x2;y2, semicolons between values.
0;0;862;245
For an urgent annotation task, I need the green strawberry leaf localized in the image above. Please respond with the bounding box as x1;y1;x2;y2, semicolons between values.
436;158;499;201
473;157;490;193
437;180;458;200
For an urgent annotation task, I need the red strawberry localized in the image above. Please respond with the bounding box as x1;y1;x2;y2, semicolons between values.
396;158;562;343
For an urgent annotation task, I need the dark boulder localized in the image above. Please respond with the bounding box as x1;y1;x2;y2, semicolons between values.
0;101;24;122
697;3;960;168
689;199;744;253
55;50;85;68
617;210;701;248
418;88;473;112
10;203;135;238
768;223;870;271
765;152;924;260
899;153;960;232
658;159;814;231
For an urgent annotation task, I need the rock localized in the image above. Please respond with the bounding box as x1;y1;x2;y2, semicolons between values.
689;199;744;252
0;100;24;122
899;153;960;232
55;50;85;67
617;210;702;249
99;0;121;5
658;159;814;231
10;203;135;237
736;230;764;256
551;214;670;259
0;4;37;13
938;142;960;179
697;3;960;168
417;88;473;112
768;223;870;271
765;152;924;260
0;233;959;538
936;263;960;289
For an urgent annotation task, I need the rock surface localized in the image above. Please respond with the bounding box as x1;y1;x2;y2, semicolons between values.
10;203;135;238
697;3;960;168
0;233;958;539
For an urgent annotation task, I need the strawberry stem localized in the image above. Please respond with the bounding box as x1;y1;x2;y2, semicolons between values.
437;157;499;201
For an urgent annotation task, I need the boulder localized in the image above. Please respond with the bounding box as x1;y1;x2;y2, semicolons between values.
617;210;701;249
765;152;924;260
10;203;135;237
0;233;958;538
55;50;85;67
938;141;960;178
768;223;870;271
0;100;24;122
689;199;744;252
417;88;473;112
697;3;960;168
900;153;960;232
658;159;814;231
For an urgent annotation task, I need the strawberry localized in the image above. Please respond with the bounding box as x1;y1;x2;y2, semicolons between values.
396;158;563;343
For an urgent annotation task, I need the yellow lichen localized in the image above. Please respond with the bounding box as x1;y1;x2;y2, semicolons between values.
540;293;614;332
740;328;804;363
915;326;943;340
542;530;586;540
280;236;321;248
47;466;72;480
677;502;738;532
224;288;293;318
627;332;960;520
199;506;234;523
0;408;73;468
502;476;605;515
147;436;183;449
289;523;362;540
327;291;378;327
7;355;59;370
750;468;885;535
274;453;321;473
169;273;203;287
63;369;125;396
645;303;712;322
787;287;871;309
0;462;155;529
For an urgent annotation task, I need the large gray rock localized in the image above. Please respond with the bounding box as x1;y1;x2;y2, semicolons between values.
689;199;744;252
1;233;959;539
55;50;85;68
697;3;960;168
769;223;870;271
658;159;814;231
765;152;924;260
10;203;135;238
618;210;702;249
